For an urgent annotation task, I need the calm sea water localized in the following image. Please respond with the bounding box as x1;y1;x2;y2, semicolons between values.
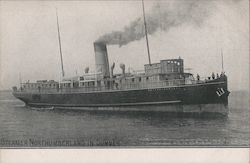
0;90;249;147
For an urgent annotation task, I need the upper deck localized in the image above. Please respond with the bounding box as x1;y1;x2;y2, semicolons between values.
12;58;227;94
13;72;227;94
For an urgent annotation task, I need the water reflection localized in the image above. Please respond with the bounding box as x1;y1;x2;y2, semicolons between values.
1;90;248;146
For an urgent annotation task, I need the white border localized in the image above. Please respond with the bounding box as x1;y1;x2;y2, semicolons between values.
0;148;249;163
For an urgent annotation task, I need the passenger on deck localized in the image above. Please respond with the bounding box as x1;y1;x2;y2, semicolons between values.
216;73;219;79
212;72;215;79
220;72;225;77
196;74;200;81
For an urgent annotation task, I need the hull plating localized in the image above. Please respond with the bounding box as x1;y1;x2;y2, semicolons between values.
13;80;229;116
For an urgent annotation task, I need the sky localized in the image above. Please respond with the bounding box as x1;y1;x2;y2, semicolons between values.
0;0;249;91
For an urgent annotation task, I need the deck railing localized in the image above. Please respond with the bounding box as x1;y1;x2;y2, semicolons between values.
14;78;210;94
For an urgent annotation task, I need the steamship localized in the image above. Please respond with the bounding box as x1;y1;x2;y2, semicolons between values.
12;1;230;116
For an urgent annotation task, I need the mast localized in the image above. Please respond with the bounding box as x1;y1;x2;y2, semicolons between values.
141;0;152;65
56;8;65;78
221;48;224;72
19;72;22;88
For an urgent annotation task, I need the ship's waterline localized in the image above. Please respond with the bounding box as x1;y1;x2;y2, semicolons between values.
26;103;228;116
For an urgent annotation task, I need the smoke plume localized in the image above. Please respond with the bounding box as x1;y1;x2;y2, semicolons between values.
96;0;216;46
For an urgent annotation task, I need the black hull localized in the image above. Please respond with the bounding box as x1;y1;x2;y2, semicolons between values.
13;77;230;116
